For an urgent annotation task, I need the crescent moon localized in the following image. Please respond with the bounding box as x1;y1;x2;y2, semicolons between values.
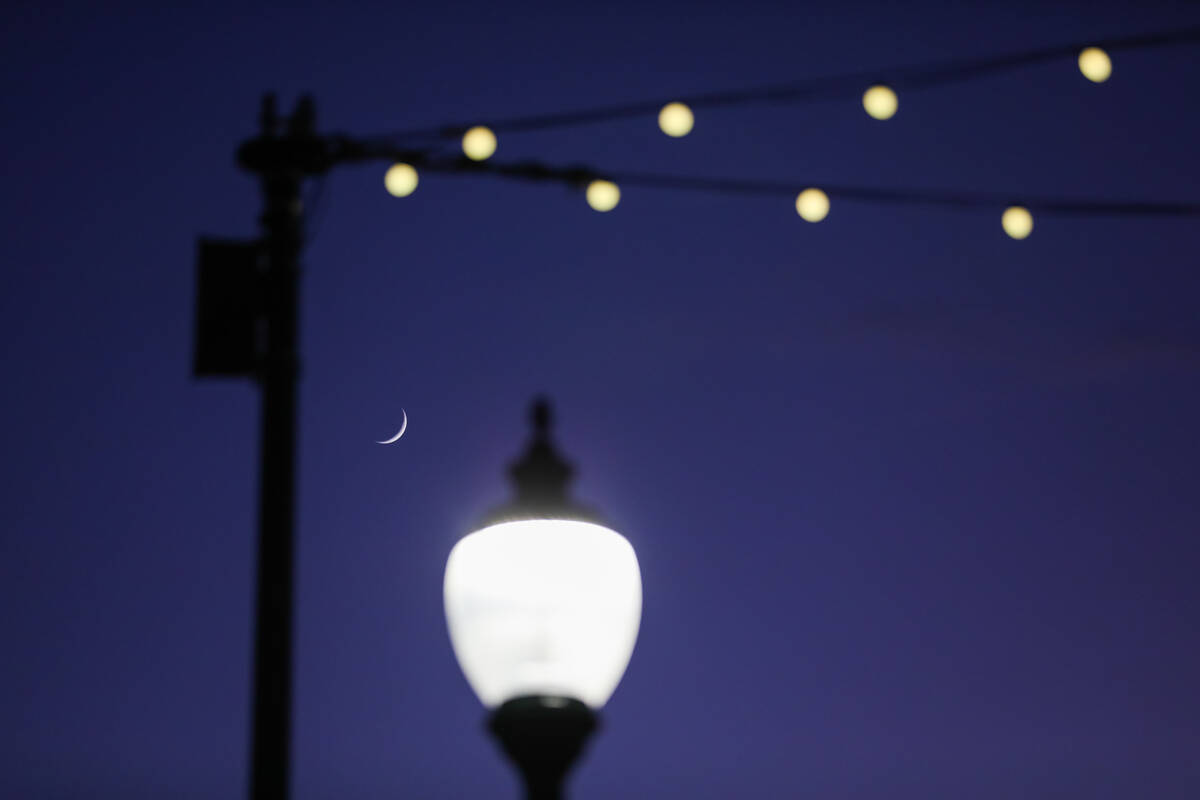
377;409;407;444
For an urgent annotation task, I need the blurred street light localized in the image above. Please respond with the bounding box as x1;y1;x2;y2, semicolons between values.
444;398;642;800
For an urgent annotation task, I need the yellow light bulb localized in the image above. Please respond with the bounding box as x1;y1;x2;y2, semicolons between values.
462;126;497;161
1002;206;1033;239
1078;47;1112;83
795;188;829;222
862;85;898;120
658;102;694;137
586;180;620;212
384;163;418;197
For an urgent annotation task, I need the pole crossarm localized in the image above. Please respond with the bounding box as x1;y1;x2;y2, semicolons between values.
238;132;433;175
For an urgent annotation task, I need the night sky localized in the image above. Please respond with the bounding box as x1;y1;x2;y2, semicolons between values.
3;1;1199;798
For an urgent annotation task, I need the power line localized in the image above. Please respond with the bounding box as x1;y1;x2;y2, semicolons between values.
417;156;1200;218
379;24;1200;141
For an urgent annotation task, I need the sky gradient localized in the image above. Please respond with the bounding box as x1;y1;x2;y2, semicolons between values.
3;1;1199;798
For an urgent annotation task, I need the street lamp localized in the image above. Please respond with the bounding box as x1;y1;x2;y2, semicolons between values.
444;398;642;800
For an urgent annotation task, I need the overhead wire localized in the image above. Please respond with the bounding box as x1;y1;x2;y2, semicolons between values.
376;24;1200;141
365;24;1200;226
416;156;1200;217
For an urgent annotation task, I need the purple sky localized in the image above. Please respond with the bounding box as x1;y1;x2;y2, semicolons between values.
3;1;1199;798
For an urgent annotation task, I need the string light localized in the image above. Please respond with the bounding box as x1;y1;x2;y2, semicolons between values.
368;24;1200;229
462;126;498;160
381;26;1198;143
862;85;898;120
795;188;830;222
384;163;419;197
1078;47;1112;82
1002;206;1033;239
402;154;1196;226
586;180;621;212
658;102;694;136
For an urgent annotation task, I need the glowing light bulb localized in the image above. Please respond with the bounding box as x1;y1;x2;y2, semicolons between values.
586;180;620;212
658;102;694;137
795;188;829;222
384;163;418;197
1002;206;1033;239
445;519;642;708
862;85;898;120
462;126;497;161
1078;47;1112;83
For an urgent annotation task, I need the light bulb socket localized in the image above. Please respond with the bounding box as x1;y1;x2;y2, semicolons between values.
488;695;599;800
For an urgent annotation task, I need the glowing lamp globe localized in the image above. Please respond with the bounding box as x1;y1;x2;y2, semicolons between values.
1002;206;1033;239
445;518;641;708
795;188;829;222
1078;47;1112;83
862;85;898;120
586;179;621;212
444;398;642;798
384;163;418;197
462;125;498;161
658;102;695;136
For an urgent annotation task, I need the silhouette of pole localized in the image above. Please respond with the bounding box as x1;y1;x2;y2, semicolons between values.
233;93;324;800
254;116;298;800
489;696;598;800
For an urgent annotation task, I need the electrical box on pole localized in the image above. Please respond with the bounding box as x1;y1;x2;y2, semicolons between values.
193;237;262;377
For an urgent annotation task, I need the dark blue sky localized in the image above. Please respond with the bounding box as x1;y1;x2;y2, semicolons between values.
3;1;1199;798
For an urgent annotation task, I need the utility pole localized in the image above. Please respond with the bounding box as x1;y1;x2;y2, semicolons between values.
195;93;330;800
242;94;305;800
192;92;591;800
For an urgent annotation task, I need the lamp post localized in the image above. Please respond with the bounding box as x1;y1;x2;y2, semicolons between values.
443;398;642;800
